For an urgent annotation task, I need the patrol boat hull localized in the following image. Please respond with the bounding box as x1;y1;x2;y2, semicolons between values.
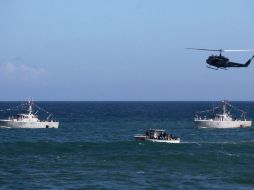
195;120;252;128
0;120;59;128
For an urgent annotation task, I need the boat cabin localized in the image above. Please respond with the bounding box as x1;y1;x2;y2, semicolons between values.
145;129;177;140
213;113;233;121
16;113;39;122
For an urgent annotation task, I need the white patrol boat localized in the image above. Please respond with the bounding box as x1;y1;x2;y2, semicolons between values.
0;99;59;128
134;129;180;143
194;100;252;128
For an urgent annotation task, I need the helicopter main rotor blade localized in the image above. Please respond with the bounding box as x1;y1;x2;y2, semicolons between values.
223;49;254;52
185;48;221;52
186;48;254;52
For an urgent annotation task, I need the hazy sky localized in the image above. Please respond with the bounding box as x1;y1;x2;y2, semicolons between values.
1;0;254;101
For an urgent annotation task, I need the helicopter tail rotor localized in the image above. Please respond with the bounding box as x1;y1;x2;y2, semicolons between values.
244;55;254;67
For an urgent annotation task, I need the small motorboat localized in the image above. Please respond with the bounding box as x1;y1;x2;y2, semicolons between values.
134;128;180;143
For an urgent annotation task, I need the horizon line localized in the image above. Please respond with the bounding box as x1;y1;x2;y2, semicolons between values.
0;100;253;102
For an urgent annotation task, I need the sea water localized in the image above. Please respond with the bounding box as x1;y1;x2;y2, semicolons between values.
0;102;253;189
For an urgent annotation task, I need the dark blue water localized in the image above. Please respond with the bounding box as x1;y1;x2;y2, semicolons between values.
0;102;254;190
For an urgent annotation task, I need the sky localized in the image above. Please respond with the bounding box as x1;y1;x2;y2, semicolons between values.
0;0;254;101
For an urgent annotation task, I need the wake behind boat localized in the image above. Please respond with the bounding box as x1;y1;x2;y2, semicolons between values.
194;100;252;128
0;99;59;129
134;129;180;143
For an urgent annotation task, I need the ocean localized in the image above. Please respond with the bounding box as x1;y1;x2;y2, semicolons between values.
0;101;254;190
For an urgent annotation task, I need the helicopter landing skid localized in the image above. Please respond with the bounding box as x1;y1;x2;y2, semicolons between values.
206;65;227;70
206;65;218;70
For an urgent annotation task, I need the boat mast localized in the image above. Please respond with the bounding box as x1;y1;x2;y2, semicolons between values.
28;98;33;114
222;100;226;115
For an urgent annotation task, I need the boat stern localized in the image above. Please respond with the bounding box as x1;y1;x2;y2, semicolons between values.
134;135;147;141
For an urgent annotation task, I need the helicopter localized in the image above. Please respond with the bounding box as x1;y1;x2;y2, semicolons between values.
186;48;254;70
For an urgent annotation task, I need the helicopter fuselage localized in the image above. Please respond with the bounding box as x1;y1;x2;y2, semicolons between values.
206;55;229;68
206;55;252;68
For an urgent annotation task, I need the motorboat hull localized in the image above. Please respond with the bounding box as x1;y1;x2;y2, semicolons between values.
134;135;180;143
195;120;252;128
0;120;59;128
146;138;180;143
